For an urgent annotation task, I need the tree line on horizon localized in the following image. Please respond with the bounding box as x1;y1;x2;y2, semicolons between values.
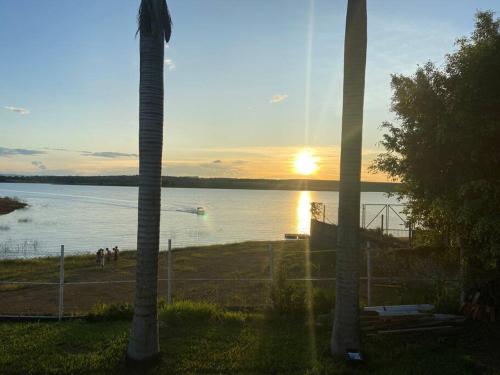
0;175;399;192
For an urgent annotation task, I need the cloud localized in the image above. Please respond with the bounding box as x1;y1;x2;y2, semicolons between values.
4;106;30;115
82;151;138;159
43;147;69;152
164;59;175;70
212;159;222;163
269;94;288;104
0;147;45;157
31;161;47;170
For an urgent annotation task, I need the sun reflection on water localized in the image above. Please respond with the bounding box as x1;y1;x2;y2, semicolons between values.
296;191;312;234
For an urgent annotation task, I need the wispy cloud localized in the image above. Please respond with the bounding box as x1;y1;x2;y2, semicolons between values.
164;59;175;71
0;147;45;157
43;147;69;152
269;94;288;104
4;106;30;115
82;151;138;159
31;161;47;170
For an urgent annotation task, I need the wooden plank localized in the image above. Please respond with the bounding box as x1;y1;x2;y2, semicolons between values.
375;325;457;335
364;304;434;316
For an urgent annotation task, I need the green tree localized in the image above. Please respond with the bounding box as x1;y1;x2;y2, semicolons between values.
331;0;367;356
372;11;500;305
128;0;172;361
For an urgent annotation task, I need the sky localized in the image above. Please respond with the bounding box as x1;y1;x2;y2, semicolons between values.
0;0;498;181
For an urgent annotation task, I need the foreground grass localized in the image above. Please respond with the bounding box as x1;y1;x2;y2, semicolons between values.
1;302;499;375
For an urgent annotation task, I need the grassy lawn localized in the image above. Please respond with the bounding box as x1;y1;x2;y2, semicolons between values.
1;302;499;375
1;240;493;374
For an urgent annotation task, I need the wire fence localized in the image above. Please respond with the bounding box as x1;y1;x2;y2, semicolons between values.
0;238;462;319
361;203;412;241
313;202;412;243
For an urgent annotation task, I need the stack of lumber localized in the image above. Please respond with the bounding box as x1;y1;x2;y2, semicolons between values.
362;305;465;335
461;292;497;322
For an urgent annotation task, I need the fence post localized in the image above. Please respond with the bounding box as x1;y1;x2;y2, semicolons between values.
268;244;274;281
386;205;390;235
381;214;384;234
366;241;372;306
58;245;64;321
167;239;172;305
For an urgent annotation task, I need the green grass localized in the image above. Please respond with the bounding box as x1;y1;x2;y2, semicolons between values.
1;302;499;375
1;241;495;373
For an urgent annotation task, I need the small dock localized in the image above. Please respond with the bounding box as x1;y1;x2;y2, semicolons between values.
284;233;310;240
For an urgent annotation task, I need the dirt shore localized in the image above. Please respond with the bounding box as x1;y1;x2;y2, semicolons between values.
0;197;27;216
0;241;319;315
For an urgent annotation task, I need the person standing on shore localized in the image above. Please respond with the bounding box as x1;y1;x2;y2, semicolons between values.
96;248;103;266
99;248;105;268
113;246;119;261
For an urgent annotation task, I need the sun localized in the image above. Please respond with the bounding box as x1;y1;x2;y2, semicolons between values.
294;149;319;175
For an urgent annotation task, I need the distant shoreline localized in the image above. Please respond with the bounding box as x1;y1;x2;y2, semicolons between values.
0;175;400;193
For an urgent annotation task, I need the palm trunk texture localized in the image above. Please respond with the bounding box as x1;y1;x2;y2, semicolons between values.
331;0;367;356
127;30;165;361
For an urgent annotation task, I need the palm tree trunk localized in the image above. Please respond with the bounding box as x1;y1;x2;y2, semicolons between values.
127;29;165;361
331;0;367;356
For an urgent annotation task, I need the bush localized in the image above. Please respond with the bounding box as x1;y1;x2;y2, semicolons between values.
433;285;461;314
269;269;306;316
313;288;335;314
269;267;335;317
398;281;461;314
87;303;134;321
86;300;245;325
159;300;245;323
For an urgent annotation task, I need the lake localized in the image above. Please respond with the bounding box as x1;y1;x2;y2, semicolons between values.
0;183;405;256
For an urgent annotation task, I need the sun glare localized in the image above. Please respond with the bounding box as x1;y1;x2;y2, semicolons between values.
294;149;319;175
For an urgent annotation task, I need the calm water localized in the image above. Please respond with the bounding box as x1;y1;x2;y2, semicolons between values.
0;183;404;256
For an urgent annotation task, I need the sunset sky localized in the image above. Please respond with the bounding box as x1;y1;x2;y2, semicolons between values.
1;0;497;181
